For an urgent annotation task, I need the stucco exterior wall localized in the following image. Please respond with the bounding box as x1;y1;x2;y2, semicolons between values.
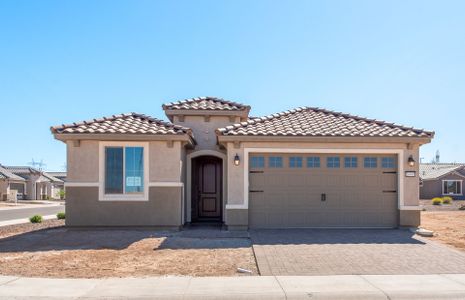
67;140;99;182
66;186;182;227
174;115;240;151
421;173;465;200
149;141;183;182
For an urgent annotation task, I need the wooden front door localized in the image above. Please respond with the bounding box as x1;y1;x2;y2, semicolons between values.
192;156;222;222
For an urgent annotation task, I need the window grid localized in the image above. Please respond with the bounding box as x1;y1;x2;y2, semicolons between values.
344;157;358;168
364;157;378;168
251;156;265;168
307;157;321;168
269;156;283;168
289;156;303;168
382;157;395;168
327;157;340;168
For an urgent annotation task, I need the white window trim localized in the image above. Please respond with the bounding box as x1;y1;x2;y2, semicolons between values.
442;179;463;196
226;148;405;210
98;141;149;201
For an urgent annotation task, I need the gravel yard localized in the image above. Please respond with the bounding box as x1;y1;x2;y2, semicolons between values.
420;199;465;211
0;222;257;278
421;211;465;252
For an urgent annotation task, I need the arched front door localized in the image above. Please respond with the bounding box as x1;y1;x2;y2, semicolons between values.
191;156;223;222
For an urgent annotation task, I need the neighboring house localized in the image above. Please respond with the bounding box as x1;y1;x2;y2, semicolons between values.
51;96;434;229
420;163;465;200
0;165;63;200
46;172;67;198
0;165;26;201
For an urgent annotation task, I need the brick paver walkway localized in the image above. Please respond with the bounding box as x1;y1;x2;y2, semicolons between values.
251;229;465;275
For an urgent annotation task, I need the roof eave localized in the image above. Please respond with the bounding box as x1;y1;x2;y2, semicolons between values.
217;135;433;144
53;133;195;147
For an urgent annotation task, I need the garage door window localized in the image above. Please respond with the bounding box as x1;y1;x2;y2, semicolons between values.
251;156;265;168
344;157;357;168
382;157;395;168
289;157;303;168
364;157;378;168
269;156;283;168
327;157;340;168
443;180;462;195
307;157;320;168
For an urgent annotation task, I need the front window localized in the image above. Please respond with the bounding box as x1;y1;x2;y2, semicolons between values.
443;180;462;195
105;146;144;194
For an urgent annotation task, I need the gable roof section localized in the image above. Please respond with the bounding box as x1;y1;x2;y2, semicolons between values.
51;113;192;137
420;163;465;180
0;165;25;181
217;107;434;138
162;96;250;111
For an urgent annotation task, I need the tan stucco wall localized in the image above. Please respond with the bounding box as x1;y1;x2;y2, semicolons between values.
66;140;183;183
173;115;240;151
67;140;99;182
66;186;182;227
225;141;421;209
149;141;183;182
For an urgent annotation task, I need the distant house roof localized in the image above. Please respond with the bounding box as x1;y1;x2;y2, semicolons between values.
0;165;25;181
2;166;62;183
46;172;67;178
420;163;465;180
51;113;192;137
162;96;250;111
217;107;434;138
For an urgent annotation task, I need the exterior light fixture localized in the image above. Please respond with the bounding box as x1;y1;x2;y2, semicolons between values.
408;155;416;167
234;154;240;166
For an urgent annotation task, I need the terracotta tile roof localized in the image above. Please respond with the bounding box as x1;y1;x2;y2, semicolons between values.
162;96;250;111
420;163;465;180
51;113;192;136
217;107;434;138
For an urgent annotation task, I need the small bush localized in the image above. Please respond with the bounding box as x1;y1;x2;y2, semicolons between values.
459;205;465;211
442;196;453;204
432;197;443;205
56;212;65;220
29;215;43;223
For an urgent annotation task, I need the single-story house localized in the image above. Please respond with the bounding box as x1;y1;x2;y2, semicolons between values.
51;97;434;229
0;165;63;200
0;165;26;201
46;171;67;198
420;163;465;200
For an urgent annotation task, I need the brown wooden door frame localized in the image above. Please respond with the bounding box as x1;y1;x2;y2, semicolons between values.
191;156;223;222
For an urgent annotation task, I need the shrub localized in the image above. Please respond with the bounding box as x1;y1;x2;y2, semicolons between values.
432;197;443;205
459;205;465;211
442;196;453;204
29;215;43;223
58;189;66;200
56;212;65;220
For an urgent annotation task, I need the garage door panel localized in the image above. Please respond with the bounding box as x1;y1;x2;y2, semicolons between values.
249;153;398;228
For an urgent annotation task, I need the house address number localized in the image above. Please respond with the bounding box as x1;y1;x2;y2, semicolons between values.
405;171;416;177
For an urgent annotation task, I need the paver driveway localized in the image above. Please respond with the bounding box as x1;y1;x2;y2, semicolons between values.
250;229;465;275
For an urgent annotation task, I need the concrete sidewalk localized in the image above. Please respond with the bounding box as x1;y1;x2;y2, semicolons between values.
1;274;465;299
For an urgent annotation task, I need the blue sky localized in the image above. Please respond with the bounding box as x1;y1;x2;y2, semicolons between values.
1;0;464;171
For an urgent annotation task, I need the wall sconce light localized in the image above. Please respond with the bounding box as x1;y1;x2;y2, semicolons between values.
408;155;416;167
234;154;240;166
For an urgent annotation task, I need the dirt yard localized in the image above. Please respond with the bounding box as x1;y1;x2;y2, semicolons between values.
0;222;258;278
421;211;465;252
420;199;465;211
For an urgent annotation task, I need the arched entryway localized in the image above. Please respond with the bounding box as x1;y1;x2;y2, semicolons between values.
191;155;223;222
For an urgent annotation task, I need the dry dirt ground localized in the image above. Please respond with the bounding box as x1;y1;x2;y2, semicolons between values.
421;211;465;252
0;221;258;278
420;199;465;211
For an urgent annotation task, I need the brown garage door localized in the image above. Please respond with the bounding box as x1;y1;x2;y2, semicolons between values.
249;153;398;228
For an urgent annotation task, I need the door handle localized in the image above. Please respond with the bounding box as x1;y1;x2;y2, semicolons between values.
321;193;326;201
